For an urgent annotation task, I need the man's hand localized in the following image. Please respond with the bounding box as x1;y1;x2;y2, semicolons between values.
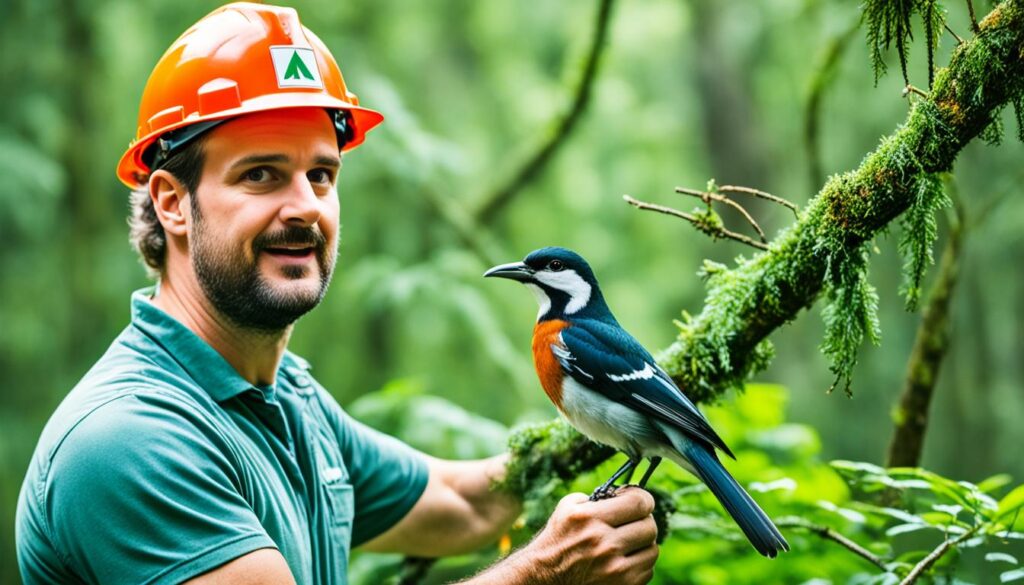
469;487;659;585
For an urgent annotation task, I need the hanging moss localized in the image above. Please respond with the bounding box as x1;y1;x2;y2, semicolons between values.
899;173;949;310
863;0;947;86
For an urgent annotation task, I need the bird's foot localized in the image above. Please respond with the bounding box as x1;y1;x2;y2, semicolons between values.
589;484;618;501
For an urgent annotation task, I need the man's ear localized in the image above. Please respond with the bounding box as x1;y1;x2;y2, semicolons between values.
149;169;191;237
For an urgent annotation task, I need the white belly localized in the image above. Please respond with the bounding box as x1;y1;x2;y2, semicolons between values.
559;377;655;457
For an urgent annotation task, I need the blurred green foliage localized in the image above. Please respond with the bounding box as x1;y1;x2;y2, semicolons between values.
351;384;1024;584
2;0;1023;582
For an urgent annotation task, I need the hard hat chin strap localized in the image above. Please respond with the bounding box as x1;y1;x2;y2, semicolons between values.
143;109;355;173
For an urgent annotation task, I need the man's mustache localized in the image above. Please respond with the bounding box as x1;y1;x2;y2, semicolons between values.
253;226;327;252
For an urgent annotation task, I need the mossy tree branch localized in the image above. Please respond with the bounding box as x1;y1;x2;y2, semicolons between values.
658;0;1024;403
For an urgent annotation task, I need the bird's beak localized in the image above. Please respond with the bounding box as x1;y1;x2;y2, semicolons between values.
483;261;535;282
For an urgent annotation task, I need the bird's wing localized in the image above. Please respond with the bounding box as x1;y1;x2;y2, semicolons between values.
558;321;735;459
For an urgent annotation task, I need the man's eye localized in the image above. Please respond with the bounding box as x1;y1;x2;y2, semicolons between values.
243;167;273;183
308;169;332;185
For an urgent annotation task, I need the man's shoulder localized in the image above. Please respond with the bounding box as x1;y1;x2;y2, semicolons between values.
29;327;221;484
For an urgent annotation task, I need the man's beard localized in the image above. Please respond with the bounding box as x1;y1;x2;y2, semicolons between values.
190;197;336;333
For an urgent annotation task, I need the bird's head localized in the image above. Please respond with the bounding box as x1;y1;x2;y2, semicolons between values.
484;247;612;322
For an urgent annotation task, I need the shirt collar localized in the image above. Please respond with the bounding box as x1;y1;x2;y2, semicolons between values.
130;286;265;403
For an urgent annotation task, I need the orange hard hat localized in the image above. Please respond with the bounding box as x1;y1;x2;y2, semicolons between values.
116;2;384;188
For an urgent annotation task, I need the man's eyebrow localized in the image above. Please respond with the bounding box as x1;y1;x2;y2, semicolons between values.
227;153;342;171
229;154;290;171
313;154;342;169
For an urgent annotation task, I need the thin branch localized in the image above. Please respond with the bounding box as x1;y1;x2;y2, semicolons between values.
903;84;930;99
623;195;769;250
472;0;616;224
421;184;508;267
717;184;800;217
805;18;862;190
774;517;888;571
675;187;768;243
968;0;980;33
944;22;965;44
899;525;980;585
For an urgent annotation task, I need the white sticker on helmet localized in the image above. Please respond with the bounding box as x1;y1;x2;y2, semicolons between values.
270;46;324;89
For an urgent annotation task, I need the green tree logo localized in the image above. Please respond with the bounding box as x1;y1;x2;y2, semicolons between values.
270;46;323;89
284;51;314;81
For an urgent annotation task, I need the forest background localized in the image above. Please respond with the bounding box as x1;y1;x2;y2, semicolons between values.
2;0;1024;583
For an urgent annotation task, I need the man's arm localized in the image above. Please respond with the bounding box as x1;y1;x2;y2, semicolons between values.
182;549;297;585
363;452;658;585
361;454;521;556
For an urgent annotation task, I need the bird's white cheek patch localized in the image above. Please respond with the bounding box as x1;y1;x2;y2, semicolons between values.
535;269;591;314
525;284;552;320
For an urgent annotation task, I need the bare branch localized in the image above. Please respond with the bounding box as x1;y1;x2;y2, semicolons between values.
944;22;965;44
774;517;888;571
717;185;800;217
968;0;980;32
903;84;930;99
675;187;768;243
472;0;616;224
623;195;769;250
805;18;861;190
899;525;980;585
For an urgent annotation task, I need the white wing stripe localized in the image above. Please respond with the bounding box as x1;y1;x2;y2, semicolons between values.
607;362;656;382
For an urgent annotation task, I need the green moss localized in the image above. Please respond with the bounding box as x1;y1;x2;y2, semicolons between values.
898;173;949;310
495;418;615;529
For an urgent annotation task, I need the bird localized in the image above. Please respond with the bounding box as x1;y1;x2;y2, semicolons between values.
484;246;789;558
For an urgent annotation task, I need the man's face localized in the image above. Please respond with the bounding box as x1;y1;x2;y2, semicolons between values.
188;108;342;332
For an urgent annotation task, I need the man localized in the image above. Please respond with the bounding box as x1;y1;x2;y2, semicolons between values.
15;3;659;584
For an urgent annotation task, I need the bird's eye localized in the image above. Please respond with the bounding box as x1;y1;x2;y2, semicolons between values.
548;260;564;272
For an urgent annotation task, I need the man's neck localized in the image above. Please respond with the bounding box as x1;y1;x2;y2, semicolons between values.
152;275;290;387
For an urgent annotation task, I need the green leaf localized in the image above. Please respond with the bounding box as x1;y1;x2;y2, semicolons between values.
1002;568;1024;583
979;474;1014;494
987;552;1019;565
887;522;932;537
998;485;1024;519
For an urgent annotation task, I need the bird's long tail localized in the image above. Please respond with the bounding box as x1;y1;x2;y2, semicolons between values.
665;431;789;558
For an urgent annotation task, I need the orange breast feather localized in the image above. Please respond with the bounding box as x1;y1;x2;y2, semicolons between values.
532;320;569;410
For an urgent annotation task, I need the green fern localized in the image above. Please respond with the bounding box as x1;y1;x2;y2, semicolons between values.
898;173;949;310
820;245;881;396
864;0;947;86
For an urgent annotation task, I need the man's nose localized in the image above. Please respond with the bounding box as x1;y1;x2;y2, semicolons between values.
279;174;323;226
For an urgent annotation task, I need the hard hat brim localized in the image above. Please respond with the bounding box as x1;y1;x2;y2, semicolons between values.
117;94;383;189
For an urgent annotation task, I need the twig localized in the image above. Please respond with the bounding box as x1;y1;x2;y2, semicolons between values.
774;517;887;571
967;0;980;33
473;0;616;224
805;18;861;190
623;195;769;250
903;84;930;99
944;23;965;44
716;185;800;217
899;524;980;585
675;187;768;243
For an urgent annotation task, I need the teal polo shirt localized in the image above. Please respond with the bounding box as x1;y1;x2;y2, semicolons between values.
16;288;429;584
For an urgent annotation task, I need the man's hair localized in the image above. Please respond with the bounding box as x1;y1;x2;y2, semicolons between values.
128;135;209;277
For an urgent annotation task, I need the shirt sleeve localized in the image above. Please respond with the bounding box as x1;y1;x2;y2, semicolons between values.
45;392;278;585
324;395;430;547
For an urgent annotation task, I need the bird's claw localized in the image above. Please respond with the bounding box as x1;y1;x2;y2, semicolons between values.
589;485;618;501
